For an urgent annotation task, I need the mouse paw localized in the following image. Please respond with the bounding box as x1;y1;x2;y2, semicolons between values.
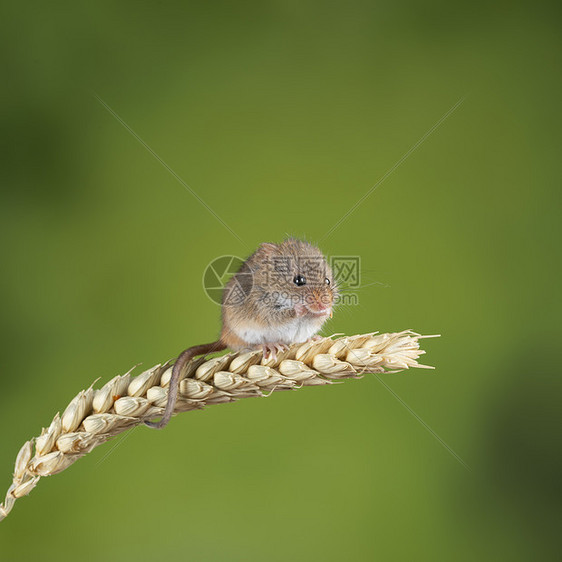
294;304;308;318
260;342;289;361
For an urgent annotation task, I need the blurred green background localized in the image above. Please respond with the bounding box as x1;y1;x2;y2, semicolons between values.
1;1;561;560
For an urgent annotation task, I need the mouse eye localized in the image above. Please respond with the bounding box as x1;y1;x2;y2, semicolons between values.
293;274;306;286
324;278;331;285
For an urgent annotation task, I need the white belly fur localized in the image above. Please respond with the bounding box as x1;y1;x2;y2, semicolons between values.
233;316;324;346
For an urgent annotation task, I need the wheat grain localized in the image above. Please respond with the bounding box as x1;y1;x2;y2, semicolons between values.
0;330;437;521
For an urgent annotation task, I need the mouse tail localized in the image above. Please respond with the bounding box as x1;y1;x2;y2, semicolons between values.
144;340;226;429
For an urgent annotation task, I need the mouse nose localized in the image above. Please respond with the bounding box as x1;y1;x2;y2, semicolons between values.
307;291;333;313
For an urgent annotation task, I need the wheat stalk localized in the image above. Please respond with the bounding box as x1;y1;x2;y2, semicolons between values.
0;330;437;521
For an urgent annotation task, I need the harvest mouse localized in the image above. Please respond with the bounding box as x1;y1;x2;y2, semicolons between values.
145;238;336;429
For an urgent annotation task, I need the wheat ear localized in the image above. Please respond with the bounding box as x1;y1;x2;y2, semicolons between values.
0;330;437;521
